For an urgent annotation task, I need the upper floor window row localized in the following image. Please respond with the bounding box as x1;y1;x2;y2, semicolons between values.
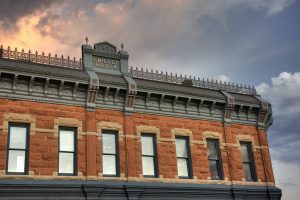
5;123;258;182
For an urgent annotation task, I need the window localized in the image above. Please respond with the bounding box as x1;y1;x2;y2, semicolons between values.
58;127;77;176
141;134;158;177
175;136;192;178
206;139;223;180
6;123;29;175
240;142;257;181
102;131;119;176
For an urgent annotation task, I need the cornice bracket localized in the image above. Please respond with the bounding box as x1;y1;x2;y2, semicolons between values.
186;98;191;113
254;95;273;130
59;80;64;97
173;96;178;111
210;101;216;116
198;100;203;115
114;88;120;104
28;76;35;94
44;78;50;96
104;87;110;102
220;90;235;124
145;92;151;108
12;74;18;93
159;94;165;110
73;82;79;100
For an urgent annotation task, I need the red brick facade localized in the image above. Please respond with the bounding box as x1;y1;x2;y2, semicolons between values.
0;99;274;185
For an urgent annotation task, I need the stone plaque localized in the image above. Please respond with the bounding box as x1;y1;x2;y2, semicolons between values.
93;56;120;70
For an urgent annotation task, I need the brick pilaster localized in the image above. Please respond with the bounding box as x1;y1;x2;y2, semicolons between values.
86;111;97;178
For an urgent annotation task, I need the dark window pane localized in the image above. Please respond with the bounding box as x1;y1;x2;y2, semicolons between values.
102;134;116;154
177;158;188;177
141;136;154;156
207;140;218;159
142;156;154;176
209;160;220;179
176;138;187;158
59;152;74;174
243;163;253;181
60;130;74;152
7;150;25;173
9;126;27;149
241;144;250;162
103;155;116;175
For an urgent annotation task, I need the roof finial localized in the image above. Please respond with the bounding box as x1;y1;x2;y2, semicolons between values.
121;43;124;50
85;36;89;45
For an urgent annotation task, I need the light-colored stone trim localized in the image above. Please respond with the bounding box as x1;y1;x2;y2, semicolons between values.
236;134;256;151
51;171;84;180
3;113;36;135
97;121;124;141
35;128;54;133
136;125;160;142
126;176;275;186
171;128;193;140
0;173;275;187
236;134;255;145
202;131;224;148
54;117;84;138
97;173;126;180
225;143;268;150
86;131;99;136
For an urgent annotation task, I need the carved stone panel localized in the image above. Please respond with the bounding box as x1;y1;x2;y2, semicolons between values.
94;42;117;53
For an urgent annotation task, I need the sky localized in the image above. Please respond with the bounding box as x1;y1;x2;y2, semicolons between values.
0;0;299;199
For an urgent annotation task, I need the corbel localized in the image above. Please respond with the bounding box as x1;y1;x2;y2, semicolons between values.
59;80;64;97
246;106;252;120
237;105;244;118
210;101;216;116
173;96;178;111
254;95;272;129
86;76;99;111
28;76;35;94
114;88;120;104
145;92;151;107
198;100;203;114
159;94;165;110
186;98;191;112
73;82;79;100
44;78;50;96
104;87;110;102
123;77;137;110
12;74;18;93
220;90;235;124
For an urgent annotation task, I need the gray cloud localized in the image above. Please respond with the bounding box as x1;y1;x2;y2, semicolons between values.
256;72;300;165
28;0;295;79
0;0;60;29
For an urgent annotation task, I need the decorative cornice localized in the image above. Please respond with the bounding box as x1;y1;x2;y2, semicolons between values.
0;45;82;70
130;66;256;95
0;41;272;129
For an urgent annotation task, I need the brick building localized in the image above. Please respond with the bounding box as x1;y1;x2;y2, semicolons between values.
0;42;281;199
